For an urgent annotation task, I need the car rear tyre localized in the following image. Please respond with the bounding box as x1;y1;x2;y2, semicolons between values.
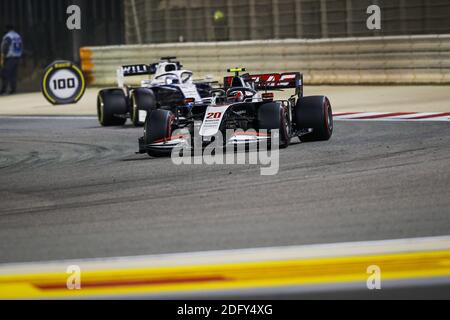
144;109;175;157
295;96;333;142
258;102;290;148
97;89;127;126
130;88;156;127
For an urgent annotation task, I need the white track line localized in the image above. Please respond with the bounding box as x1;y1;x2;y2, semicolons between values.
335;118;450;122
389;112;438;119
0;235;449;274
334;112;450;121
0;116;97;120
2;113;449;121
334;112;382;119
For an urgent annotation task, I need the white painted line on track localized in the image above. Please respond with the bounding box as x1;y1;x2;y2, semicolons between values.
0;116;98;120
0;235;449;274
335;112;382;119
335;118;450;122
334;112;450;121
2;112;449;121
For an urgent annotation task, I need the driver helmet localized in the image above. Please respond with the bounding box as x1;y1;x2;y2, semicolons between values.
229;90;244;102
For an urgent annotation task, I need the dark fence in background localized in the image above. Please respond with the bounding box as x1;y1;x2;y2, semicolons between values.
124;0;450;44
1;0;449;90
0;0;124;91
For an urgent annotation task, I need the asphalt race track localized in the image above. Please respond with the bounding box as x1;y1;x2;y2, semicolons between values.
0;117;449;264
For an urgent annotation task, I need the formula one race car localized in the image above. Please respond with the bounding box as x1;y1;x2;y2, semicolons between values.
97;57;215;127
138;68;333;157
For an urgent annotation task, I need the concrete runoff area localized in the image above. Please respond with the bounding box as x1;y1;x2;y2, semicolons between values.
0;86;449;116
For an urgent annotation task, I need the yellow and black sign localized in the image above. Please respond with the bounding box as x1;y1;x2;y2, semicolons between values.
42;60;86;105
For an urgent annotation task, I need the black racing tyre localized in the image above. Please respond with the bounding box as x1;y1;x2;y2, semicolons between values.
258;102;291;148
130;88;157;127
144;109;175;157
295;95;333;142
97;89;127;126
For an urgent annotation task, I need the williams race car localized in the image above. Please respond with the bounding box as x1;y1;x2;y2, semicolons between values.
138;68;333;157
97;57;215;127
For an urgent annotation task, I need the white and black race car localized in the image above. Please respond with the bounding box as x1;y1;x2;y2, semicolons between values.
138;68;333;157
97;57;215;127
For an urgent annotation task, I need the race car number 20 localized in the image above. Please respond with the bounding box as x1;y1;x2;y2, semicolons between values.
206;112;222;119
42;60;86;105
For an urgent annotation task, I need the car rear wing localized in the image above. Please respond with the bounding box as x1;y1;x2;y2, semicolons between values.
121;64;153;77
224;72;303;97
116;59;183;88
117;64;155;88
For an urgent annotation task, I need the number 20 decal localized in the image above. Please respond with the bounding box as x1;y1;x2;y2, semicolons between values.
207;112;222;119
